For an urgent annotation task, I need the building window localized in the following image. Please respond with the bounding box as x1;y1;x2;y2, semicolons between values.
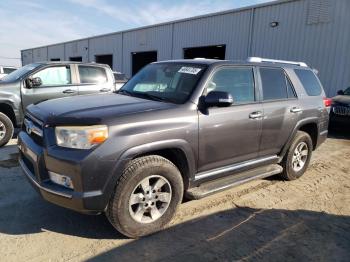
69;56;82;62
95;54;113;69
183;45;226;60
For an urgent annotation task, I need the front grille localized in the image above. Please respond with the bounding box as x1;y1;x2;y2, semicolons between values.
333;105;350;116
23;114;44;146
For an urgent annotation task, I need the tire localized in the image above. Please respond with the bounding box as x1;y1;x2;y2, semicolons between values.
106;155;184;238
0;112;14;147
280;131;313;181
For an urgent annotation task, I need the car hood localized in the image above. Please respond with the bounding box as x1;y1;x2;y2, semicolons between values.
332;95;350;105
27;93;175;125
0;80;19;90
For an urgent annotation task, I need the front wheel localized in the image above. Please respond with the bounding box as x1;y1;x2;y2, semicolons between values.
106;155;183;238
0;113;14;147
280;131;313;181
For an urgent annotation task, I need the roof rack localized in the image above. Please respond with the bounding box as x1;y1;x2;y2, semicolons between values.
247;57;308;67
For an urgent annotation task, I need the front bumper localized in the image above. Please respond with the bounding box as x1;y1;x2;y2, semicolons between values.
18;131;120;214
329;113;350;131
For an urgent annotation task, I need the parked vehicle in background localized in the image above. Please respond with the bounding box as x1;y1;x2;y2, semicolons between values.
329;87;350;131
18;57;329;238
0;61;115;147
113;71;128;90
0;66;17;79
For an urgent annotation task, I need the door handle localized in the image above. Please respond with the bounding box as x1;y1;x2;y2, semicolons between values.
290;107;302;113
99;88;111;92
62;89;76;94
249;111;263;119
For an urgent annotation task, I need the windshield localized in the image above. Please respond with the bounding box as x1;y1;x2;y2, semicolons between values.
344;87;350;96
119;63;207;104
1;63;41;82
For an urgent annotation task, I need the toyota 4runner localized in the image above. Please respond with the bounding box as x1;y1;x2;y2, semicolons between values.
18;58;329;238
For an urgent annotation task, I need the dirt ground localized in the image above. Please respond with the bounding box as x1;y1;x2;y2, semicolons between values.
0;134;349;262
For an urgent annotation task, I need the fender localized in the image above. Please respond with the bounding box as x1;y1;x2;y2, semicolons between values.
100;139;197;209
278;117;319;161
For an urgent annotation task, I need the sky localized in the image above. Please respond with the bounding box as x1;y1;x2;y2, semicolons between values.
0;0;274;67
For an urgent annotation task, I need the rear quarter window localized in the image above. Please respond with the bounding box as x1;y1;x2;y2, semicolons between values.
294;69;322;96
78;66;107;84
3;68;16;74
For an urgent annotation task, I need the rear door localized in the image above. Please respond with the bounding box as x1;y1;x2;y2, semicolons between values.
76;65;113;95
258;67;301;157
198;66;263;172
21;65;78;108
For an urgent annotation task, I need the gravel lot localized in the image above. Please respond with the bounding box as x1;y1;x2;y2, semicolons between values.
0;134;349;262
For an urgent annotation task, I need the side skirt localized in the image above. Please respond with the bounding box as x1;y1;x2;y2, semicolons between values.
186;164;282;200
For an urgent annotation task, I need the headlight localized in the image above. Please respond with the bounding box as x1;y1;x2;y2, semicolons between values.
55;125;108;149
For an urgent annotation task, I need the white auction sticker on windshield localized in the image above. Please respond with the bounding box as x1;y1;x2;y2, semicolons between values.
178;67;202;75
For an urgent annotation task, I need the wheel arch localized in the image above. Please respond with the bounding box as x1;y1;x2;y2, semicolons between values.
278;118;319;161
0;102;16;127
102;139;197;210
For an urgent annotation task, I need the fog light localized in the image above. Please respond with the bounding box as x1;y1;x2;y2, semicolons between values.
48;171;74;189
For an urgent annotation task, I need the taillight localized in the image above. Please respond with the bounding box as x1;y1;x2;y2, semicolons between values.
323;97;332;107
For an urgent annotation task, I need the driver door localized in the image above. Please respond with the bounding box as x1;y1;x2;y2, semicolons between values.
21;65;78;108
198;66;263;172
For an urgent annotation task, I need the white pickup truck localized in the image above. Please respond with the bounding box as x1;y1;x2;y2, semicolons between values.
0;66;17;79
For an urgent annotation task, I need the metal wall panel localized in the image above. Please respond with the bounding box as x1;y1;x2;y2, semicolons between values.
251;0;350;96
48;44;64;61
122;24;173;76
88;33;123;71
21;50;33;65
173;10;252;60
32;47;48;62
21;0;349;96
64;39;89;62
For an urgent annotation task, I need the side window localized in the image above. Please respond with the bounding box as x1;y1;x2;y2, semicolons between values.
260;68;295;100
208;67;255;103
78;66;107;84
294;69;322;96
32;66;71;86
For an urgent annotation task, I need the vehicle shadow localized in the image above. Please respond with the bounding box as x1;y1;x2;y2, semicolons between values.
0;187;124;239
86;207;350;262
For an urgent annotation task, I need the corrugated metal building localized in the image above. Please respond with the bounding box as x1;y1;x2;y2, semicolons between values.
21;0;350;97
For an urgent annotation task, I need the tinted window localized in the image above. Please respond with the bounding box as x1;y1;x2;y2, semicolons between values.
78;66;107;84
294;69;322;96
260;68;288;100
32;66;71;86
114;73;128;81
208;67;255;103
3;68;16;74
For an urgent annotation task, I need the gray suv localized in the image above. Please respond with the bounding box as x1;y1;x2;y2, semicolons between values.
18;58;329;238
0;62;115;146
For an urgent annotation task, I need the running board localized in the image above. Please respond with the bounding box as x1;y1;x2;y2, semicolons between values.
186;164;283;200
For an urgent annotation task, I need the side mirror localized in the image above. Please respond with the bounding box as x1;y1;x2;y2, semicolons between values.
205;91;233;107
31;77;42;87
26;77;42;89
337;90;344;95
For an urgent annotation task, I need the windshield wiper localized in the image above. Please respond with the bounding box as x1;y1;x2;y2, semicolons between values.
117;89;134;96
136;92;176;103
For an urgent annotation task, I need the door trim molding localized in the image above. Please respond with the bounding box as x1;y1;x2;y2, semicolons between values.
195;155;278;181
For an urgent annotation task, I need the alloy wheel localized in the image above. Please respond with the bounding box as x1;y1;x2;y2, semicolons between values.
129;175;172;223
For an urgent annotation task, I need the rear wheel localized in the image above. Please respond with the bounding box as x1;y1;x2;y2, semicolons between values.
280;131;313;180
106;155;183;238
0;113;14;147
